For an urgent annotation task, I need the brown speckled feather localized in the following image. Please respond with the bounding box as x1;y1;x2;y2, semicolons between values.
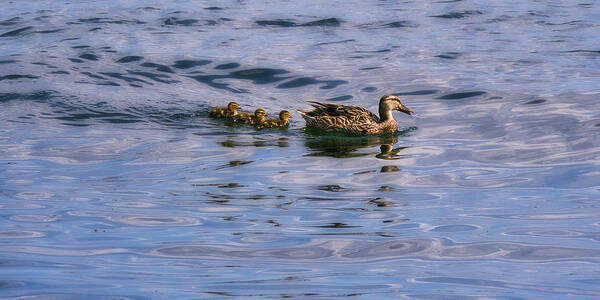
299;101;396;135
306;101;379;121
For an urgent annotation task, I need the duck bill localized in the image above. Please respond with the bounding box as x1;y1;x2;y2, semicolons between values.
399;105;413;115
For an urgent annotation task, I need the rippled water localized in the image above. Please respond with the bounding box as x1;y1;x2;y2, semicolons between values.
1;1;600;298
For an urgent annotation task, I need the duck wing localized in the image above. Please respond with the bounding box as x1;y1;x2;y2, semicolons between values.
306;101;379;121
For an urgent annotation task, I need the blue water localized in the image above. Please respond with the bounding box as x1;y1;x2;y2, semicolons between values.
1;1;600;298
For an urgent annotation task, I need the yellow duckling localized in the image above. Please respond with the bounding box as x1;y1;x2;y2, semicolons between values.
258;110;291;129
235;108;266;124
209;102;239;118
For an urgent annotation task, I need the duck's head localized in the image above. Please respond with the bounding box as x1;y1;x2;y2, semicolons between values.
279;110;292;121
254;109;266;120
227;102;240;111
380;94;413;115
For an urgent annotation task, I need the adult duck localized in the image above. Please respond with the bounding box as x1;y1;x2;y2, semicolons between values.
297;94;413;135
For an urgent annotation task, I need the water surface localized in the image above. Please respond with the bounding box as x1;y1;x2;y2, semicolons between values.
1;1;600;298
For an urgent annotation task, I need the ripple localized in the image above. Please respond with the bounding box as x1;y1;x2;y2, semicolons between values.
196;206;248;212
0;280;26;289
10;214;58;222
107;215;201;226
172;59;211;69
128;71;179;84
79;53;99;61
44;175;77;180
256;19;297;27
275;77;317;88
0;17;21;26
503;246;600;261
277;77;347;89
163;17;199;26
505;230;585;238
412;276;600;296
344;239;432;259
99;72;150;85
359;212;399;219
6;179;33;184
214;62;240;69
72;17;145;25
437;91;486;100
154;244;334;260
326;95;353;101
396;90;438;96
566;49;600;56
524;99;546;105
228;68;289;84
483;213;600;220
431;11;483;19
105;202;158;208
429;225;478;232
0;74;38;81
237;234;287;243
116;55;144;63
0;203;45;209
435;52;461;59
383;21;415;28
0;26;33;37
302;18;342;27
15;191;53;200
0;230;45;238
68;211;201;226
140;62;174;73
415;276;507;287
8;294;144;300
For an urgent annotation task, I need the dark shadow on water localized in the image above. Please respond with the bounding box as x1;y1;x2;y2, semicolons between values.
116;56;144;63
255;18;341;27
430;10;483;19
437;91;486;100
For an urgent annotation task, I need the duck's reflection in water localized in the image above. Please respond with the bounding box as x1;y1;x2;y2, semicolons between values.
304;134;409;159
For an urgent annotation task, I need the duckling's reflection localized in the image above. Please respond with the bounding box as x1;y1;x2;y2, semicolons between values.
304;134;408;159
219;137;289;148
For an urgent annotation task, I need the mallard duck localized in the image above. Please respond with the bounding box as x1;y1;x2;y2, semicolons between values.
297;94;413;135
235;108;266;124
257;110;291;128
209;102;239;118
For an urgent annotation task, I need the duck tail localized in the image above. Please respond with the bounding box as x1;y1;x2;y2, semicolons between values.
296;109;314;122
307;101;328;109
296;109;308;117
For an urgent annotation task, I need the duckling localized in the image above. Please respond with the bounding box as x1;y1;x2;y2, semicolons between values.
235;108;266;124
258;110;291;129
297;94;413;135
209;102;239;118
